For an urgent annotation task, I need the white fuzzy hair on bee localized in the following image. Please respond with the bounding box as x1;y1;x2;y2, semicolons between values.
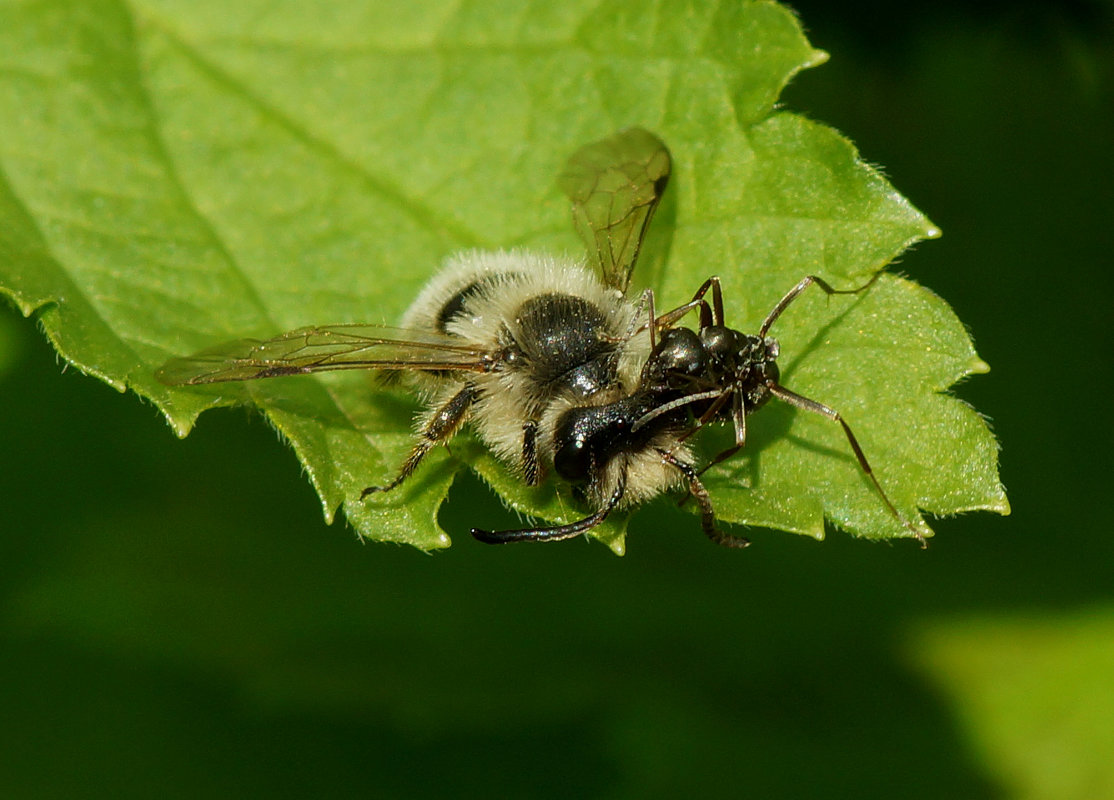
393;248;650;486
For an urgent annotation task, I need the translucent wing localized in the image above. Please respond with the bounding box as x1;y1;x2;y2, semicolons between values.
156;324;492;386
558;127;671;293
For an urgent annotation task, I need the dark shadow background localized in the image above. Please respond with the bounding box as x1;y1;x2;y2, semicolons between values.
2;2;1111;796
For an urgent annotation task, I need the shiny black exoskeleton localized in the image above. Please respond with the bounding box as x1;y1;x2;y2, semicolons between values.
472;272;924;548
550;327;720;489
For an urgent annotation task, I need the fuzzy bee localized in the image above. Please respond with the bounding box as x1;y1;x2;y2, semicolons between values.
157;129;667;521
158;129;919;547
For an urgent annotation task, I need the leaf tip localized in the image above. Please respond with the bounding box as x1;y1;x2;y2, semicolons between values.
911;520;935;544
158;403;199;440
806;48;830;69
804;520;826;541
169;419;193;439
984;491;1012;517
604;535;627;556
969;357;991;376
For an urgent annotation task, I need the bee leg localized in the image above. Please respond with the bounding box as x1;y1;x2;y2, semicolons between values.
659;449;749;549
361;383;477;498
522;420;541;486
471;474;627;544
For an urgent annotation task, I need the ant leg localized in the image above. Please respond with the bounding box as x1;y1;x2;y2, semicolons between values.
471;474;627;544
623;288;656;347
696;392;747;476
674;391;740;510
632;280;717;349
759;272;883;337
658;449;749;549
708;275;725;326
630;286;692;350
768;383;926;546
616;288;662;351
654;276;724;330
360;383;477;498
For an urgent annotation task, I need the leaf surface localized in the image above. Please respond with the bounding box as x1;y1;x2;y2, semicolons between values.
0;0;1008;550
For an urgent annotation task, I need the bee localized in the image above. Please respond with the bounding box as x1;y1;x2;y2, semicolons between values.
158;128;921;548
157;128;669;507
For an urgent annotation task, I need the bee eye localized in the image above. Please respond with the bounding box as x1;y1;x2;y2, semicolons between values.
553;406;603;482
554;437;590;482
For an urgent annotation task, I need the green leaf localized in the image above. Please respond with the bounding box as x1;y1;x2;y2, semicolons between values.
0;0;1008;551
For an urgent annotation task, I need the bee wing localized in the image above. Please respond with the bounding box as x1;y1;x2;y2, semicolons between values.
156;324;492;386
558;127;671;293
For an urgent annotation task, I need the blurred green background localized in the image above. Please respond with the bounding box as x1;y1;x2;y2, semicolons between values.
2;2;1112;797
